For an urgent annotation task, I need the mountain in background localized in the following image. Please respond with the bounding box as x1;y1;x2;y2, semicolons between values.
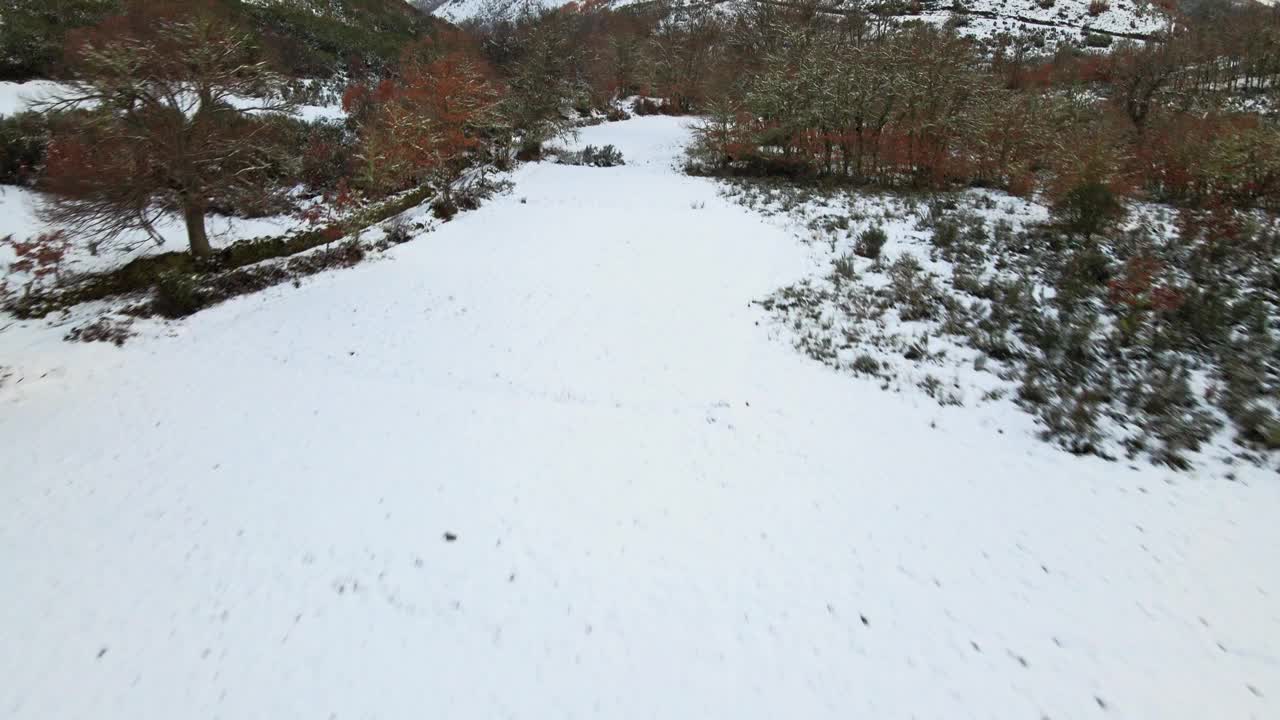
427;0;1273;29
425;0;1214;44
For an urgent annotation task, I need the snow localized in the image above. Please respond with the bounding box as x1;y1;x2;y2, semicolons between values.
0;80;68;117
0;185;305;276
0;80;346;121
2;116;1278;719
292;103;346;122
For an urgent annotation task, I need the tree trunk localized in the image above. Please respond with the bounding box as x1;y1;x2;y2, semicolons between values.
184;203;212;258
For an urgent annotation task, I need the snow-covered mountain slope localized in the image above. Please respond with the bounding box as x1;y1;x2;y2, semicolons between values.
430;0;578;24
432;0;1172;41
2;117;1278;719
934;0;1171;40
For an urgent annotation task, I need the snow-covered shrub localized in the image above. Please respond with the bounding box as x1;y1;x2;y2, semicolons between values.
633;98;665;116
852;354;881;374
832;253;857;281
0;111;51;186
1085;33;1113;48
553;144;625;167
886;256;944;322
744;181;1280;469
1053;180;1125;238
432;197;458;221
590;145;625;167
383;218;412;245
65;316;135;347
854;226;888;259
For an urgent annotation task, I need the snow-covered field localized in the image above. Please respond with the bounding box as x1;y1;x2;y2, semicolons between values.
2;117;1278;719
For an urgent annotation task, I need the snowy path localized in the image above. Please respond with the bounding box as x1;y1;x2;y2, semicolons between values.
2;117;1278;719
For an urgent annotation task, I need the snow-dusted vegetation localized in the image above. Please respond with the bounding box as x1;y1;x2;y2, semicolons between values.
719;181;1279;469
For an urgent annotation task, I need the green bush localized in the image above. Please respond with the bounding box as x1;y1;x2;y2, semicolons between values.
851;354;880;374
295;120;354;194
153;272;206;318
1054;180;1123;236
586;144;625;167
432;197;458;220
0;0;119;80
0;111;50;185
833;253;857;281
516;139;543;162
554;144;626;167
855;225;888;259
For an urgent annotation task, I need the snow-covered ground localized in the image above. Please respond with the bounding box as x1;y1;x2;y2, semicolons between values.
2;116;1278;719
0;81;69;117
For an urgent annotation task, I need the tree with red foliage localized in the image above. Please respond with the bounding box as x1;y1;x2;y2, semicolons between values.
298;178;360;246
1109;256;1182;313
354;43;504;198
38;0;297;259
1;231;72;299
1109;255;1183;342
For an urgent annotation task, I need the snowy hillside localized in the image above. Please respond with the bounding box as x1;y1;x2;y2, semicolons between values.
931;0;1171;41
432;0;1172;41
431;0;579;24
2;116;1277;719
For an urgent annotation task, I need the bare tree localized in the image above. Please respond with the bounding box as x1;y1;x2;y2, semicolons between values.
38;1;297;258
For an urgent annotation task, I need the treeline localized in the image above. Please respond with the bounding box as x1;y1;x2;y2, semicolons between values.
9;2;511;261
4;0;1280;266
446;0;1280;211
0;0;441;80
691;21;1280;210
